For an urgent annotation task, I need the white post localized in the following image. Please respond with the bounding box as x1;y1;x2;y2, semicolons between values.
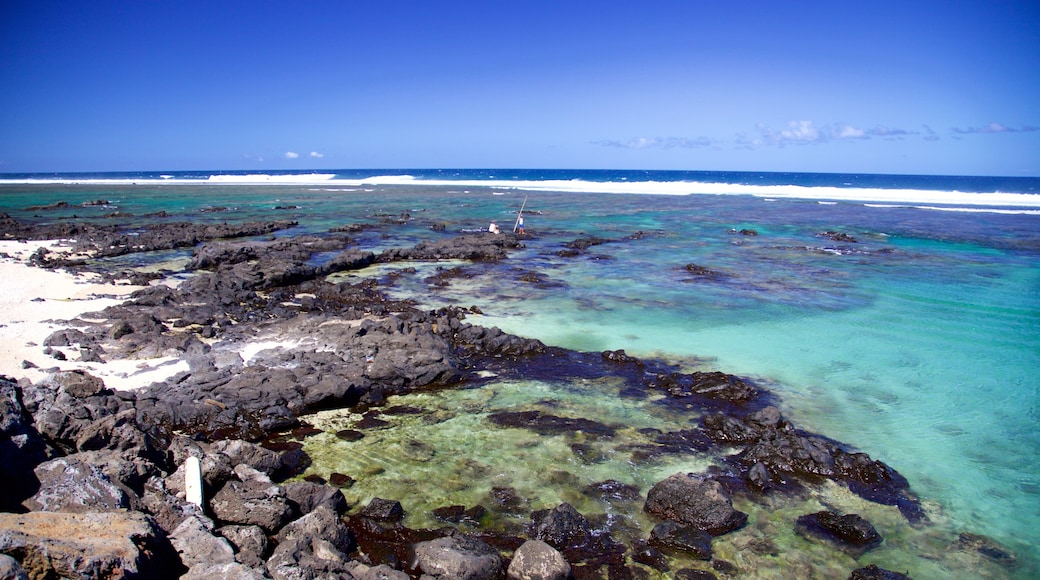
185;456;204;508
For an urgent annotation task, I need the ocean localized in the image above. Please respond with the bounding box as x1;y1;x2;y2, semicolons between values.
2;169;1038;578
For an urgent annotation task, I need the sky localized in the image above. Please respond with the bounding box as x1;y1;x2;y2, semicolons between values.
1;0;1039;176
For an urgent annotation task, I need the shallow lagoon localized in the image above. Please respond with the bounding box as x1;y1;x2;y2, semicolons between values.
2;179;1037;577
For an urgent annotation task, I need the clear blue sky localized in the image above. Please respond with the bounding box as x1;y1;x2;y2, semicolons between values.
2;0;1038;175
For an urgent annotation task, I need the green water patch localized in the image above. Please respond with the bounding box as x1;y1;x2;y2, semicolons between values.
302;377;711;528
297;376;1020;578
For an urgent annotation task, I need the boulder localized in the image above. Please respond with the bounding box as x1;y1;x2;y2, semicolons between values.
648;521;713;559
168;514;237;568
74;408;163;456
210;439;284;477
528;503;592;550
360;497;405;523
265;535;355;580
54;369;106;398
411;534;503;580
24;456;129;512
209;474;293;533
24;375;131;453
282;480;349;515
216;525;269;568
277;505;355;556
72;448;162;495
506;539;570;580
643;473;747;536
0;511;181;579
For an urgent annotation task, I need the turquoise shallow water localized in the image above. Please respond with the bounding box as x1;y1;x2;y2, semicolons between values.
1;175;1038;577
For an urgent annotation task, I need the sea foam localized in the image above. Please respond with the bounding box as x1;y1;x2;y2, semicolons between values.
330;175;1040;208
2;171;1038;209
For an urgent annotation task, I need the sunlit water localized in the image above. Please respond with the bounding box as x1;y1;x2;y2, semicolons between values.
1;176;1037;577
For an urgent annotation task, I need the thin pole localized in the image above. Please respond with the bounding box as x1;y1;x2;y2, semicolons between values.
513;195;528;232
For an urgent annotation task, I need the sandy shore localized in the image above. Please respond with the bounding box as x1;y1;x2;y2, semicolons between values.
0;240;188;390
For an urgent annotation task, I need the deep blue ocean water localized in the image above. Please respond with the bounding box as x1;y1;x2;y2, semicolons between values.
3;168;1039;194
2;169;1038;577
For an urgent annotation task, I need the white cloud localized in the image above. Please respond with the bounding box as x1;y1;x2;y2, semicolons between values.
284;151;300;159
593;136;717;149
754;120;823;146
779;120;821;142
755;120;921;146
309;151;324;158
951;122;1037;134
834;124;866;139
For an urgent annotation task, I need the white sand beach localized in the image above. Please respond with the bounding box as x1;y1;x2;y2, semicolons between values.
0;240;188;390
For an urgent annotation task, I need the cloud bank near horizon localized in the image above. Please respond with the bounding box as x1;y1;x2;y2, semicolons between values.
597;119;1035;150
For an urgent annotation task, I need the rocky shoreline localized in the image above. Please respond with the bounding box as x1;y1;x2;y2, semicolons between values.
0;214;1015;579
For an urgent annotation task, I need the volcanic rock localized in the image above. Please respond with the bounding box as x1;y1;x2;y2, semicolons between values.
648;521;713;559
209;469;293;533
168;514;237;568
796;510;882;555
528;503;592;550
643;473;747;536
0;511;181;579
360;497;405;523
411;534;503;580
507;539;571;580
24;455;130;512
848;563;911;579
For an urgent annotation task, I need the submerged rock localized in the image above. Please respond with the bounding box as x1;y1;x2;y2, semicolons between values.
528;503;592;551
643;473;747;536
796;510;883;555
487;410;618;438
648;521;713;560
952;532;1018;567
848;563;911;579
648;371;758;403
